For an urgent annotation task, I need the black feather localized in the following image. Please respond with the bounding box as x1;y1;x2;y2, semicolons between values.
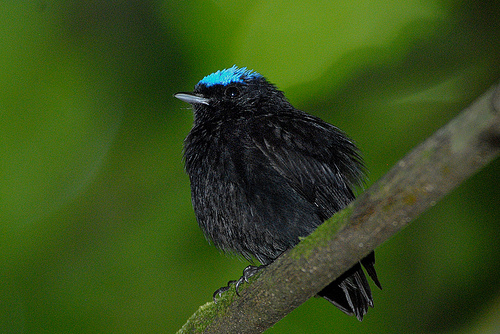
176;67;381;320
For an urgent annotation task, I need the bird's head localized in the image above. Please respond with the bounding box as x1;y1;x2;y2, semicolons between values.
174;66;290;123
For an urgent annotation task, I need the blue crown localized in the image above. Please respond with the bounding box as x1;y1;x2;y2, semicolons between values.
196;65;262;88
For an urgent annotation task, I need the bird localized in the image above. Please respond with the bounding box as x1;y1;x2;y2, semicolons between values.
174;65;381;321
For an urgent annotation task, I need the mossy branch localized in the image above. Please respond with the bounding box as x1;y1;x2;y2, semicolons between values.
178;82;500;334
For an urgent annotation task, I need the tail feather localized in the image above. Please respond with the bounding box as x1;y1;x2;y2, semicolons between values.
318;251;380;321
361;251;382;289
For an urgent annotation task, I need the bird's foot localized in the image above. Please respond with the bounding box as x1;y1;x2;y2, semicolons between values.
212;265;266;302
212;280;237;302
235;265;265;295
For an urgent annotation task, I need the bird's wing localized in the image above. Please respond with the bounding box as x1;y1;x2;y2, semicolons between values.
247;113;363;219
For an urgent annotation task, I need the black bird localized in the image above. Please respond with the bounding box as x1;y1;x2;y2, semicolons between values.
174;66;381;321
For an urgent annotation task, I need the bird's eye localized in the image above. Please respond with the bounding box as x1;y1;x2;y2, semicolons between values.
224;86;240;98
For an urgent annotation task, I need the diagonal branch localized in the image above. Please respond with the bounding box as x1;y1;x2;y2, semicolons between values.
178;82;500;334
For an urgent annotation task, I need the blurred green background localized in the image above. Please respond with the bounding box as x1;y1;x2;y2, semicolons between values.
1;1;499;333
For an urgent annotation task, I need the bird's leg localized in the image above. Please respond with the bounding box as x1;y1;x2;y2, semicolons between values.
212;265;266;302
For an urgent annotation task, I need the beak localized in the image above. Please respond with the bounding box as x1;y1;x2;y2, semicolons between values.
174;92;210;105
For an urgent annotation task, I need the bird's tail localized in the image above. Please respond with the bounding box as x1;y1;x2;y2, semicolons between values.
318;251;382;321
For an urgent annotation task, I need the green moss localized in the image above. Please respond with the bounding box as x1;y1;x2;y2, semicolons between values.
290;205;354;260
177;290;237;333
